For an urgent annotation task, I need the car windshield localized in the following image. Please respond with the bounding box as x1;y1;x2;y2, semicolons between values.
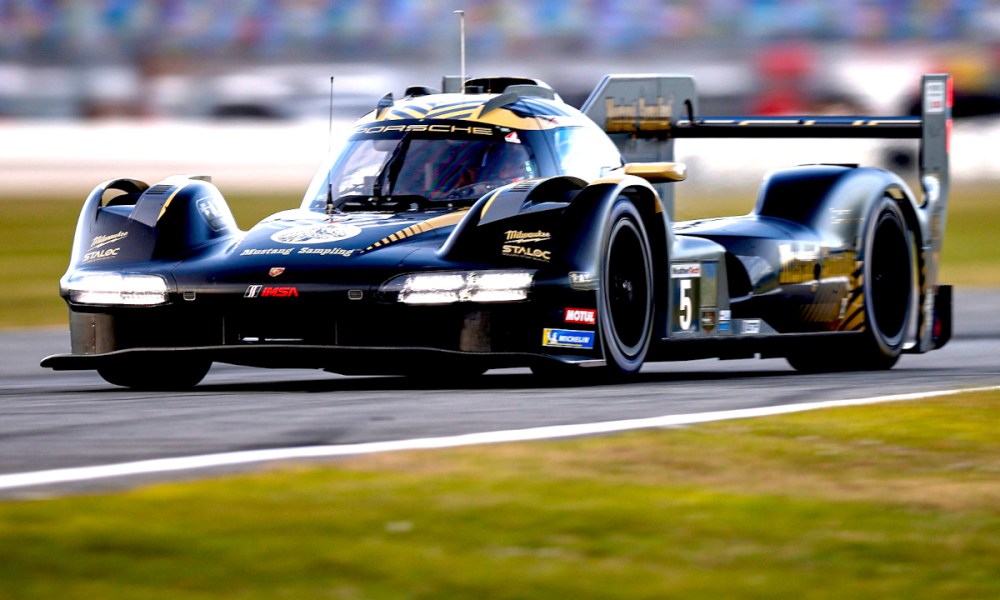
304;122;538;211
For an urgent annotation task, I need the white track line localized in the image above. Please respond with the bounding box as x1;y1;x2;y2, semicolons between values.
2;385;999;492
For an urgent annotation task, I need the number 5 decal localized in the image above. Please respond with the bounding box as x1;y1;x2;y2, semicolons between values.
671;263;701;332
678;278;693;330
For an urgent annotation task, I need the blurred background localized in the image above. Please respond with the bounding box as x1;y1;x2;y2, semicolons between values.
1;0;999;196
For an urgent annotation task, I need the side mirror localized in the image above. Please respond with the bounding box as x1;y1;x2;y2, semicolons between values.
622;162;686;183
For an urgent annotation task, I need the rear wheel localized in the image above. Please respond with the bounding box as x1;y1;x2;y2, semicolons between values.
98;357;211;390
788;198;912;372
598;199;654;376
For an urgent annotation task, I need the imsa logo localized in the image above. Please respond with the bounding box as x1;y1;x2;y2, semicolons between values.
245;285;299;298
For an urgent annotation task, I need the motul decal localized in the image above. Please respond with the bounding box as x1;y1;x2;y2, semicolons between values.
564;307;596;325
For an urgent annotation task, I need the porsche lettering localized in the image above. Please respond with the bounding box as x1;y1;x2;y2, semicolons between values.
354;124;494;136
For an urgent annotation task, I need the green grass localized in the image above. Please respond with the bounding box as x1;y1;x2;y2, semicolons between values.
2;391;999;598
1;185;996;328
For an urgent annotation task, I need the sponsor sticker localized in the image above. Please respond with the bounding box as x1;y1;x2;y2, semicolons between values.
196;198;229;231
604;97;671;133
924;80;946;114
671;263;702;278
504;132;521;144
297;247;357;257
719;310;731;322
701;309;717;333
245;285;299;298
742;319;761;334
89;231;128;250
268;267;285;277
241;248;294;257
272;222;363;244
504;230;551;244
542;328;596;349
503;244;551;262
83;247;120;262
564;307;597;325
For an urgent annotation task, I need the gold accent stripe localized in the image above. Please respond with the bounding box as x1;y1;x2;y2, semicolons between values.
155;185;187;222
426;101;480;115
395;107;427;119
429;109;477;120
365;209;470;251
479;189;502;219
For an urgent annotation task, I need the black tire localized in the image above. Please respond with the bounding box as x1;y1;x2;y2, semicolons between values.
597;199;654;376
788;198;912;373
98;356;211;390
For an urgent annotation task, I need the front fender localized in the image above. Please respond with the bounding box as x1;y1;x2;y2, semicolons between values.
66;175;240;272
440;174;670;276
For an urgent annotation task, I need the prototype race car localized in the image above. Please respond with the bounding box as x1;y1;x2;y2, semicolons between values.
42;73;953;388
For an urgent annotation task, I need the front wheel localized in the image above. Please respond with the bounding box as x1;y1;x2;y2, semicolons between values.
598;199;654;376
98;356;211;390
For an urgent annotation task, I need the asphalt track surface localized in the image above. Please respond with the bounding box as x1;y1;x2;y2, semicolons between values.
2;288;998;498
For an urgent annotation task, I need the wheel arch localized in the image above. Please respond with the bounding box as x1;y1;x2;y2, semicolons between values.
561;175;672;340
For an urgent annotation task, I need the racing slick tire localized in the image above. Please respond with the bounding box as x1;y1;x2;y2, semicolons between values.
98;356;212;390
597;198;654;376
788;197;912;373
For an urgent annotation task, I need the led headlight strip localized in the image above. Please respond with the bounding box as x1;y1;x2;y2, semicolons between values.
64;272;169;306
383;270;534;305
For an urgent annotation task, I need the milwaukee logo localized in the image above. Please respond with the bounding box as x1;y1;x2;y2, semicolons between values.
504;230;551;243
245;285;299;298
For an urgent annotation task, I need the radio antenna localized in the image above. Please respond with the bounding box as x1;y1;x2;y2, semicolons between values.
327;76;335;153
454;10;465;92
325;75;335;217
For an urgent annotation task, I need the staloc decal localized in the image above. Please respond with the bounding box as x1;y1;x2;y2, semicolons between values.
503;245;551;262
82;247;120;262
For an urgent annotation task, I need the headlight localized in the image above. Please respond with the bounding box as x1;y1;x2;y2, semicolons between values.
382;270;534;305
63;272;169;306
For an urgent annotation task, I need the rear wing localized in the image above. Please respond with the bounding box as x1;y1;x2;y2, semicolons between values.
582;73;952;352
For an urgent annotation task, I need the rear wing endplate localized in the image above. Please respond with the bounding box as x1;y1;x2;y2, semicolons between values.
582;73;952;352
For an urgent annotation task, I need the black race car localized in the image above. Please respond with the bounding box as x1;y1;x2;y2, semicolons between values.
42;73;953;388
